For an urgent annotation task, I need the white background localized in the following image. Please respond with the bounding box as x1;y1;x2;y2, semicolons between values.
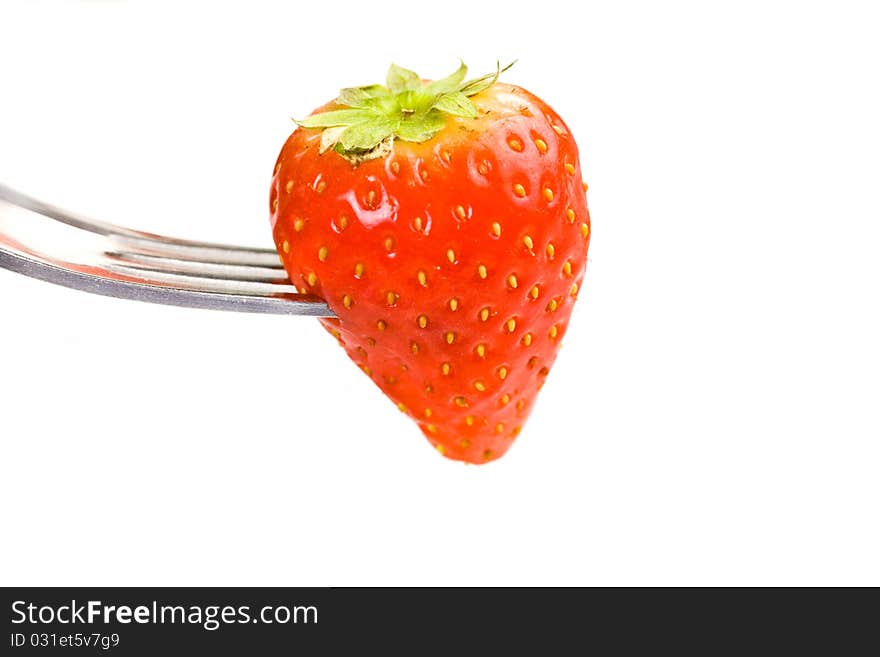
1;1;878;586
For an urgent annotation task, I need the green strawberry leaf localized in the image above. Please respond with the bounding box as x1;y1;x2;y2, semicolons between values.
386;64;422;94
297;108;376;128
338;118;399;151
460;60;517;97
425;60;468;96
396;111;446;142
338;85;389;108
432;91;479;118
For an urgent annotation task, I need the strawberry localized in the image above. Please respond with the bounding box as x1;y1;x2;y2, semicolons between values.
270;62;590;463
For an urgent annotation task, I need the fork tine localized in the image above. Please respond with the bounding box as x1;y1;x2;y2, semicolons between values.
105;250;288;282
106;234;285;267
104;261;300;296
0;183;283;267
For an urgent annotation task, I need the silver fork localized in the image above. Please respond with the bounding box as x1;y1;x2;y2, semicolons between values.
0;183;334;316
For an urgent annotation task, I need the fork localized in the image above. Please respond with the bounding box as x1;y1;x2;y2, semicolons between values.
0;183;334;316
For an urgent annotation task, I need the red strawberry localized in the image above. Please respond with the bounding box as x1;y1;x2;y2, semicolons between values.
270;62;590;463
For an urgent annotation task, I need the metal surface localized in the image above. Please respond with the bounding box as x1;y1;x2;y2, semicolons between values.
0;183;334;316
